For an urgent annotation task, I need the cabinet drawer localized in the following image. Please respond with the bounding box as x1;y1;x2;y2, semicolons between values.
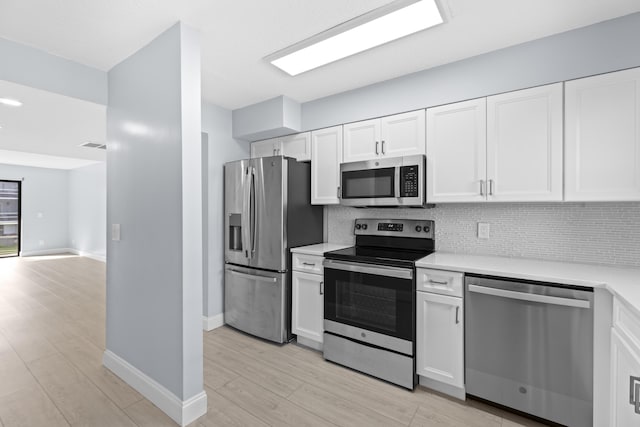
417;268;464;297
613;297;640;350
292;253;324;274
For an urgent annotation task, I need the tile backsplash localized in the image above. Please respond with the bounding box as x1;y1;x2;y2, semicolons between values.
327;203;640;267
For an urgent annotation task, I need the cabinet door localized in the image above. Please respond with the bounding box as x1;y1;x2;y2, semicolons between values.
565;67;640;201
311;126;343;205
416;292;463;388
281;132;311;161
611;328;640;426
426;98;487;203
292;271;324;343
251;138;279;158
381;110;426;157
343;118;380;163
486;83;563;202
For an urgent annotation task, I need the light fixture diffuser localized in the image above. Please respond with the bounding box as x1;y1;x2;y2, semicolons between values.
0;98;23;107
268;0;443;76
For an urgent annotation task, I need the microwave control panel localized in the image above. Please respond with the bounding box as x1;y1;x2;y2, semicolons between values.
400;165;419;197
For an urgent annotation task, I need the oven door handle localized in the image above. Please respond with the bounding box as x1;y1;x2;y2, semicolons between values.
323;259;413;280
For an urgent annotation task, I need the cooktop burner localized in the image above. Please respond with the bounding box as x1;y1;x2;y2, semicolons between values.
324;218;435;268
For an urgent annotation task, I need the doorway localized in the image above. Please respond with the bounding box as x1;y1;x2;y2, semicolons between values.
0;180;21;257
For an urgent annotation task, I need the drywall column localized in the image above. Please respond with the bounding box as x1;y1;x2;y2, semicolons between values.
104;22;205;426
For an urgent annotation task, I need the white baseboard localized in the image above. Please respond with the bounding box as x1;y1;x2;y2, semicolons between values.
103;350;207;426
202;313;224;331
68;248;106;263
20;247;75;257
419;376;466;401
295;335;323;351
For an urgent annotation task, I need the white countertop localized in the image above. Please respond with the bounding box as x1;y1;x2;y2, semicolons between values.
290;243;351;256
417;252;640;315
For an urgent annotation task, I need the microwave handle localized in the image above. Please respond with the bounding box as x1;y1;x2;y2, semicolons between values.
395;167;401;198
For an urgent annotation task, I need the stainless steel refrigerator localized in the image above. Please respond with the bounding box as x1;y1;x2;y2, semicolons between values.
224;156;323;343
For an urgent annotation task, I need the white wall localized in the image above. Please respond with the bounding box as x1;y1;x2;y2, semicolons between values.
106;21;205;423
0;37;107;105
201;102;250;319
0;163;69;254
68;162;106;261
302;12;640;130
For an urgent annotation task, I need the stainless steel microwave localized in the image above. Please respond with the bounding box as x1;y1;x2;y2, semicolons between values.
339;155;426;207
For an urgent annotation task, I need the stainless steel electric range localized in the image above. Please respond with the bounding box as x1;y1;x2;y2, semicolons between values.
322;218;435;389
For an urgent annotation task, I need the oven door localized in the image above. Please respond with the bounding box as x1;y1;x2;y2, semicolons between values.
323;259;414;343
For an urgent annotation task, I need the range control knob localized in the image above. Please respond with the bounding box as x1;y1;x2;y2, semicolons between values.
415;225;422;232
362;224;368;230
424;226;430;233
355;224;362;230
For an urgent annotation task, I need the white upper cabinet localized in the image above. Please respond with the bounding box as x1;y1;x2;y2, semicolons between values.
311;126;343;205
427;84;563;203
343;110;426;163
280;132;311;161
343;118;380;163
381;110;426;158
486;83;563;202
250;132;310;161
426;98;487;203
565;67;640;201
250;137;281;158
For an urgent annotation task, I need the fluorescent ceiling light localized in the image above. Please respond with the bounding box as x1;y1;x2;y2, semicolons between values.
268;0;443;76
0;98;23;107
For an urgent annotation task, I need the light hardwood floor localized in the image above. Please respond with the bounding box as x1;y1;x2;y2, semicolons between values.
0;255;548;426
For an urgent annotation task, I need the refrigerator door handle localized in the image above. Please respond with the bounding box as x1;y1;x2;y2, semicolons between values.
242;166;252;259
250;166;257;257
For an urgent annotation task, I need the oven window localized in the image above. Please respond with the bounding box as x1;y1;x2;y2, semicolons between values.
342;168;395;199
335;281;397;332
324;267;414;340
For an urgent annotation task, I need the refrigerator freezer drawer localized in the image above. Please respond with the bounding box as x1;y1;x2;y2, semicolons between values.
224;265;288;343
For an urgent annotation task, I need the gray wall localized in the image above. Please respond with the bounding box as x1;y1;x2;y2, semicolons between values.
328;204;640;267
0;163;69;253
68;162;106;260
201;102;250;317
0;37;107;105
106;22;203;401
302;12;640;130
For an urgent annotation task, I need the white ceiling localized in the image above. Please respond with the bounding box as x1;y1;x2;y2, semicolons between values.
1;0;640;111
0;80;106;168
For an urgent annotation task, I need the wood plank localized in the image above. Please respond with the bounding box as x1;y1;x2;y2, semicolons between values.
123;399;177;427
0;382;70;427
217;377;335;427
288;382;406;427
196;386;269;427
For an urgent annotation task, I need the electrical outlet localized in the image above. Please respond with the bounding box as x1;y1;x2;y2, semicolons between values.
37;212;43;219
38;240;45;246
478;222;490;239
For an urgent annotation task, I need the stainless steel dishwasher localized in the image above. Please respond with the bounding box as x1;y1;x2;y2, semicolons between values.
465;275;593;427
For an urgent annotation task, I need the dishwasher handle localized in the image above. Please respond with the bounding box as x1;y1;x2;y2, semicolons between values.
468;284;591;309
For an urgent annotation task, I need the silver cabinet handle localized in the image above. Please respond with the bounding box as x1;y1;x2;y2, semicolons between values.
375;141;379;155
479;180;485;196
468;284;591;309
455;306;460;324
428;279;449;286
630;376;640;414
302;262;315;267
381;140;385;155
320;281;324;295
337;186;341;198
488;179;494;196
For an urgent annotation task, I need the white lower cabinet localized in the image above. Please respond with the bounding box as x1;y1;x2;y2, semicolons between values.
292;256;324;350
610;297;640;426
416;268;464;398
610;329;640;426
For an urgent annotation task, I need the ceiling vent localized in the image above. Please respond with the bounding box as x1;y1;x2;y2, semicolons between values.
80;142;107;150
